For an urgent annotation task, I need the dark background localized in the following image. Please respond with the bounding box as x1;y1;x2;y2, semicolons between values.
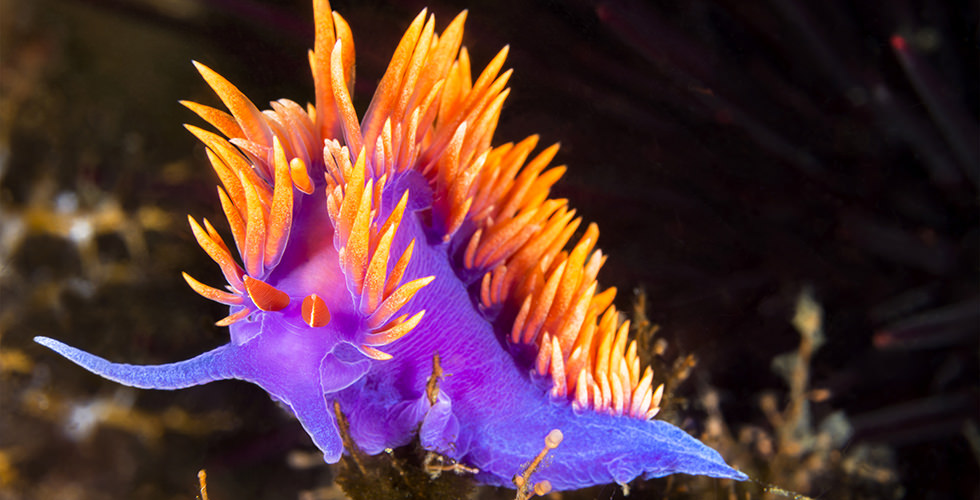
1;0;976;498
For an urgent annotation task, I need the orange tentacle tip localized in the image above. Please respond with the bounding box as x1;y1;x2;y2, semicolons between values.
364;309;426;346
182;272;244;306
215;308;251;327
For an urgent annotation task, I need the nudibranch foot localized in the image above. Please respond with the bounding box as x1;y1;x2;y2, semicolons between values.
437;377;748;490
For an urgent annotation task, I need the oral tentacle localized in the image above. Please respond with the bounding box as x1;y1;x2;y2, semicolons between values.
33;336;238;390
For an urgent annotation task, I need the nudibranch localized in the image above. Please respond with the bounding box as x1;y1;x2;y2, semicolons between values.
35;0;746;491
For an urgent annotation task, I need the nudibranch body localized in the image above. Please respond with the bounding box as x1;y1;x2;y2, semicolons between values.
36;0;746;490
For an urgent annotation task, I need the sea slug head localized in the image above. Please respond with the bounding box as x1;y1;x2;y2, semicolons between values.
174;121;438;431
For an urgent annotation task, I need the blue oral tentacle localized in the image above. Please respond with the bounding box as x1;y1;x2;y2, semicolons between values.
33;336;237;389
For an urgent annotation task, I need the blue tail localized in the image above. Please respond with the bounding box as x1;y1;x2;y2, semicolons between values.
34;336;237;390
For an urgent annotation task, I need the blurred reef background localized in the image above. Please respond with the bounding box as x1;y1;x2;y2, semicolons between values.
1;0;976;498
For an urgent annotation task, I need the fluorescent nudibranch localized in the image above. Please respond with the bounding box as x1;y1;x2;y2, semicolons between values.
35;0;746;490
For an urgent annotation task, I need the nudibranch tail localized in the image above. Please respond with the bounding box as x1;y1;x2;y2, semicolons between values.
467;407;749;489
33;0;749;492
32;336;236;390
